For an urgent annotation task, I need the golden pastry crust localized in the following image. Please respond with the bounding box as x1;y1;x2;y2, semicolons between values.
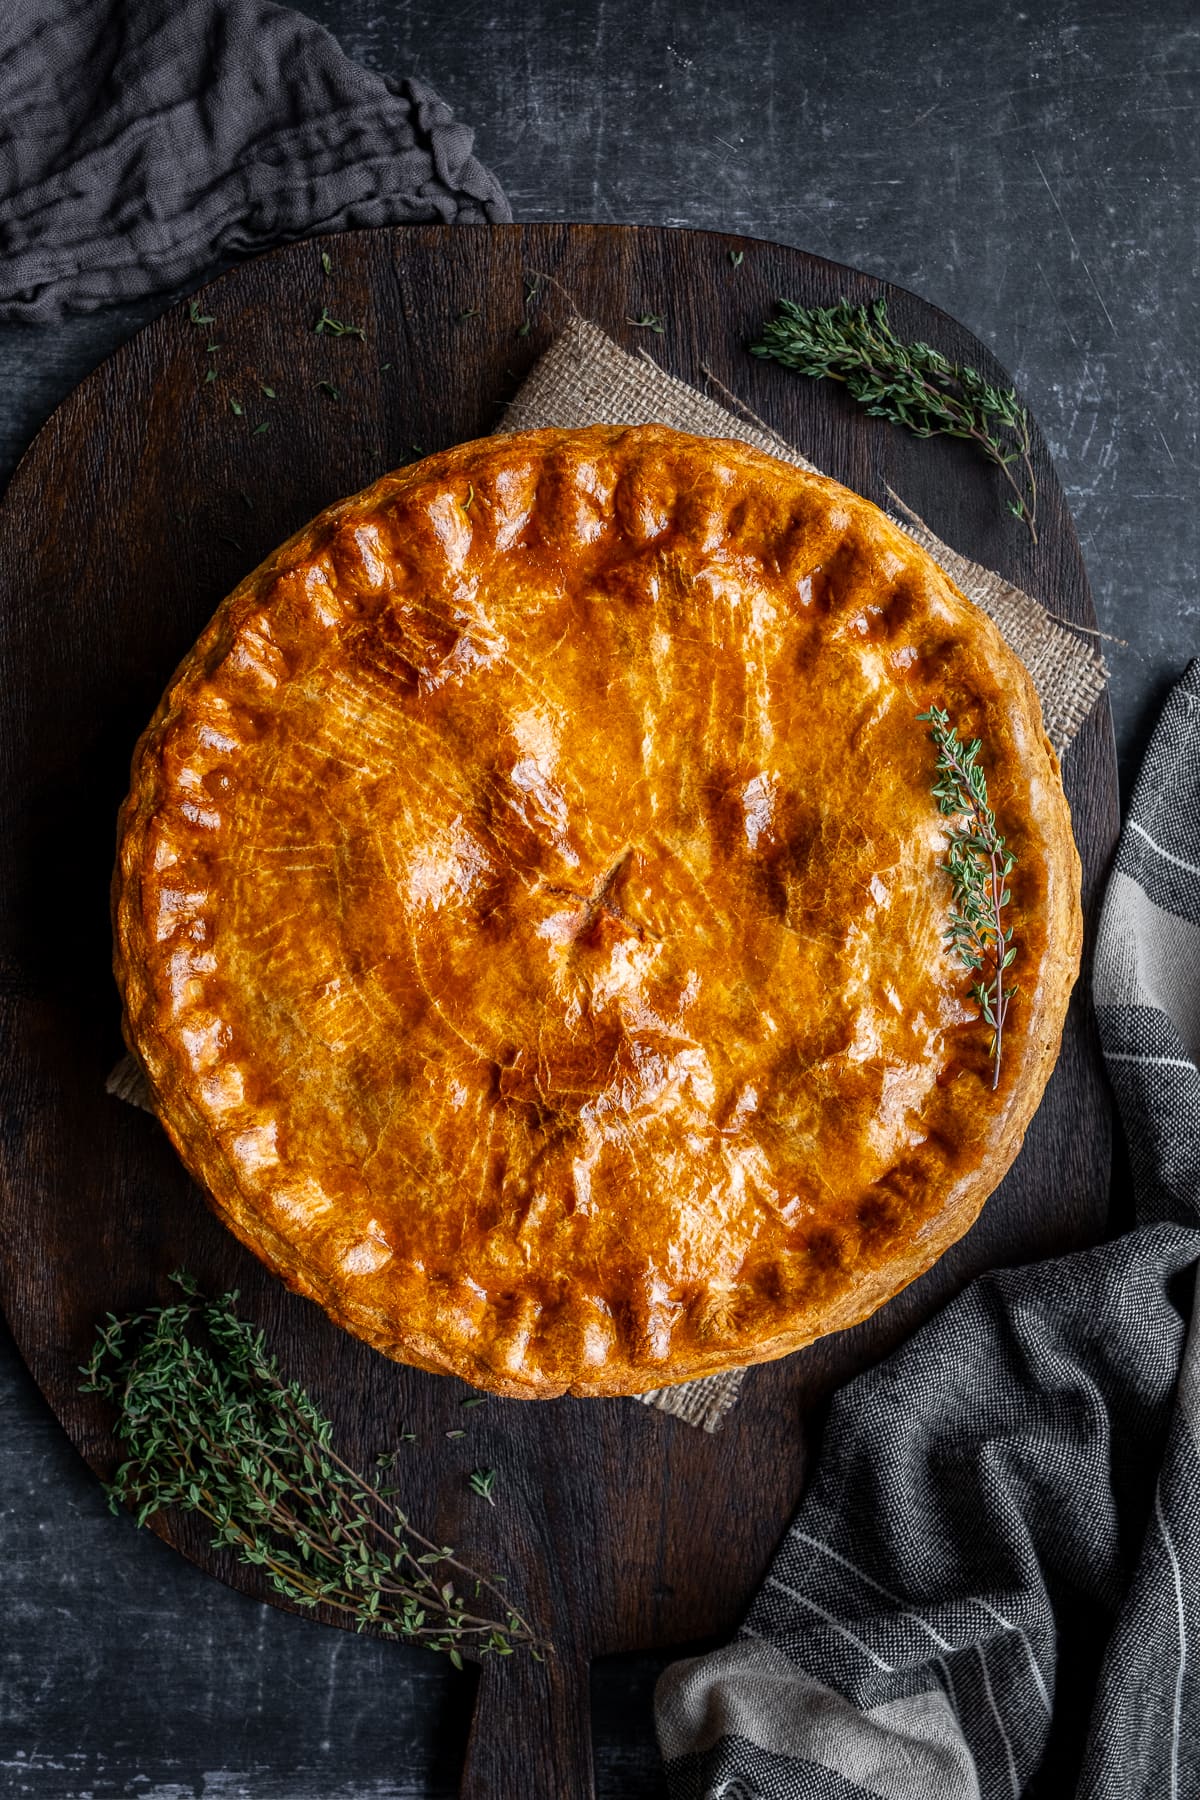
113;425;1082;1398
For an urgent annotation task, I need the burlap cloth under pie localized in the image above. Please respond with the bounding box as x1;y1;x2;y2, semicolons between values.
109;317;1108;1436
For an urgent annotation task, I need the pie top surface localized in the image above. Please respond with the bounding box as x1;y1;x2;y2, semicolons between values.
114;424;1081;1397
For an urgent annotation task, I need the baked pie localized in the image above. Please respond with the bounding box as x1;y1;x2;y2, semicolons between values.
113;425;1082;1397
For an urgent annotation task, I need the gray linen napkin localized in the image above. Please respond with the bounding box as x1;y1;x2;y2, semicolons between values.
0;0;509;323
657;659;1200;1797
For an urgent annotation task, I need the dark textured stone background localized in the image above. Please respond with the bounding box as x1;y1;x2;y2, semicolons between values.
2;2;1197;1794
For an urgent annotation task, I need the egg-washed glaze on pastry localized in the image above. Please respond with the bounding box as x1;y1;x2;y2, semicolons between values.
113;425;1082;1398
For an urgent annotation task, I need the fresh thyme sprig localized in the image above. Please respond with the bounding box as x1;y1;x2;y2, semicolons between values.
80;1274;541;1668
752;298;1038;543
918;707;1018;1089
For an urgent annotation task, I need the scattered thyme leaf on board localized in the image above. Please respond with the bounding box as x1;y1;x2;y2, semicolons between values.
186;299;220;385
918;706;1017;1089
79;1273;541;1665
469;1468;498;1506
314;307;366;340
752;297;1038;542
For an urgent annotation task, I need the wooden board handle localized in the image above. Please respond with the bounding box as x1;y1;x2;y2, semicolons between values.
460;1646;593;1798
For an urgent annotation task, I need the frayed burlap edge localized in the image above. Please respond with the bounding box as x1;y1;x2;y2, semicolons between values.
107;1055;155;1112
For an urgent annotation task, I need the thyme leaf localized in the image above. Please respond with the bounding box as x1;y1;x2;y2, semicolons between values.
752;297;1038;542
188;300;220;385
79;1274;541;1663
469;1469;498;1506
314;307;366;340
918;706;1018;1089
626;313;666;334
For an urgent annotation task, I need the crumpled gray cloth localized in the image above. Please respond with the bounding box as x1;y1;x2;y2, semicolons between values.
657;661;1200;1798
0;0;510;323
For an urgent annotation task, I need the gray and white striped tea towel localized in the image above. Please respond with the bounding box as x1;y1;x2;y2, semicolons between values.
657;658;1200;1797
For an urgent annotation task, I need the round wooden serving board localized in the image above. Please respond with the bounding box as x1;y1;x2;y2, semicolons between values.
0;225;1118;1796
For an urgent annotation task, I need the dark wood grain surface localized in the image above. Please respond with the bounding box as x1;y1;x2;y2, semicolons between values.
0;223;1118;1798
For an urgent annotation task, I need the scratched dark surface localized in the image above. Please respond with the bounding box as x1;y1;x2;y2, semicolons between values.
0;4;1196;1798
